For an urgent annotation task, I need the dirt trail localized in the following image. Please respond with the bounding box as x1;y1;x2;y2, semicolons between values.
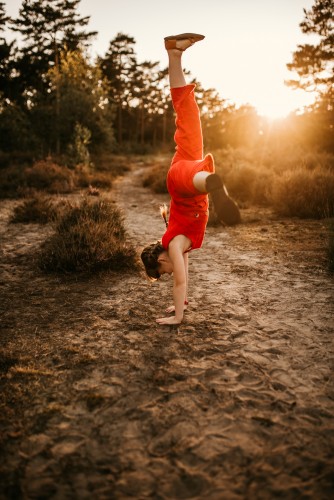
0;161;333;499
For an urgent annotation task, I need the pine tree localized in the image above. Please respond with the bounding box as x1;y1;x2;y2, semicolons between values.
287;0;333;151
134;61;162;146
287;0;333;101
0;2;15;101
11;0;97;102
99;33;137;144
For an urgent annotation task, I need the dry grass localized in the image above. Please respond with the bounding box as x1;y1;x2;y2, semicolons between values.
142;148;334;219
142;161;169;194
213;147;334;217
39;197;139;273
74;165;113;190
0;154;129;199
91;153;131;176
10;193;60;224
24;160;75;194
271;168;334;219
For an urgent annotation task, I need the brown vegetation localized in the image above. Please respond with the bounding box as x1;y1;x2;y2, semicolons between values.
10;193;60;224
0;154;134;199
142;148;334;220
39;198;139;273
24;160;76;194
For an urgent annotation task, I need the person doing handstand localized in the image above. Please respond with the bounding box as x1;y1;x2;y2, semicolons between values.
141;33;240;325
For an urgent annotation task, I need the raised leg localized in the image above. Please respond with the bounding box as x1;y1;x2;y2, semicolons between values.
167;41;203;163
167;48;187;89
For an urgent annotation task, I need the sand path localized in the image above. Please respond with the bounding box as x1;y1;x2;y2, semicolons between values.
0;161;333;499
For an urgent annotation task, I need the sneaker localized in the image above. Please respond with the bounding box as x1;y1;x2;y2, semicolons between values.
206;173;241;226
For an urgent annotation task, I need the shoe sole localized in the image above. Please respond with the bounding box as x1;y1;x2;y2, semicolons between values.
164;33;205;42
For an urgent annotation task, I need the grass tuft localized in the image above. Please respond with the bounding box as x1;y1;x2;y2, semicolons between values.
142;162;169;194
24;160;75;194
271;168;334;219
10;193;60;224
75;165;113;190
142;148;334;220
39;198;138;273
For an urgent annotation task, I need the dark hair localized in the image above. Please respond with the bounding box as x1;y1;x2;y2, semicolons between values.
140;241;165;280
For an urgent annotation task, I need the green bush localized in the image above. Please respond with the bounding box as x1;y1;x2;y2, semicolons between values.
0;105;37;152
66;123;91;169
10;194;59;224
39;198;138;273
271;168;334;219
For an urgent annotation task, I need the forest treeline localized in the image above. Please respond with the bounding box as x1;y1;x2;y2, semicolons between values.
0;0;333;162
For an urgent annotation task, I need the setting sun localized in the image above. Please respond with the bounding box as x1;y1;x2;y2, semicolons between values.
249;86;317;119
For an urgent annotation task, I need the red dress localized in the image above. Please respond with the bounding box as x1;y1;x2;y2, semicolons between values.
162;84;215;250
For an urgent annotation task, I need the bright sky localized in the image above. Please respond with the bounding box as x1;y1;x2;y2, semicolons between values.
5;0;317;118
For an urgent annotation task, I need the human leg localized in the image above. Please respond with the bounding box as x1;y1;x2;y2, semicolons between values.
167;45;187;89
193;170;241;225
166;36;204;162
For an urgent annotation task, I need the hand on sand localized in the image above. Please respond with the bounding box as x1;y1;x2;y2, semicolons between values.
165;304;188;313
156;316;182;325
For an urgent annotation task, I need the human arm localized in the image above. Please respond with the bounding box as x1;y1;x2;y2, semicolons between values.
184;251;189;304
156;236;190;324
165;252;189;313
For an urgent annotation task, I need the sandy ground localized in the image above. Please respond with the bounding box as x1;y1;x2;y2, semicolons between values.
0;161;334;499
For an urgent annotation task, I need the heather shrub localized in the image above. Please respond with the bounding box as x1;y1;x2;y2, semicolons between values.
223;164;257;202
92;154;131;176
39;198;138;273
75;165;113;190
218;163;271;206
142;162;169;194
10;193;60;224
271;168;334;219
24;160;75;193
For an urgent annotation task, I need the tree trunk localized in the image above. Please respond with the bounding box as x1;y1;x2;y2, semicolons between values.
118;104;123;145
140;103;145;145
55;44;60;156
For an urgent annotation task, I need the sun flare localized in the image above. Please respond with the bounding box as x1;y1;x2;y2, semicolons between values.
253;87;316;119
